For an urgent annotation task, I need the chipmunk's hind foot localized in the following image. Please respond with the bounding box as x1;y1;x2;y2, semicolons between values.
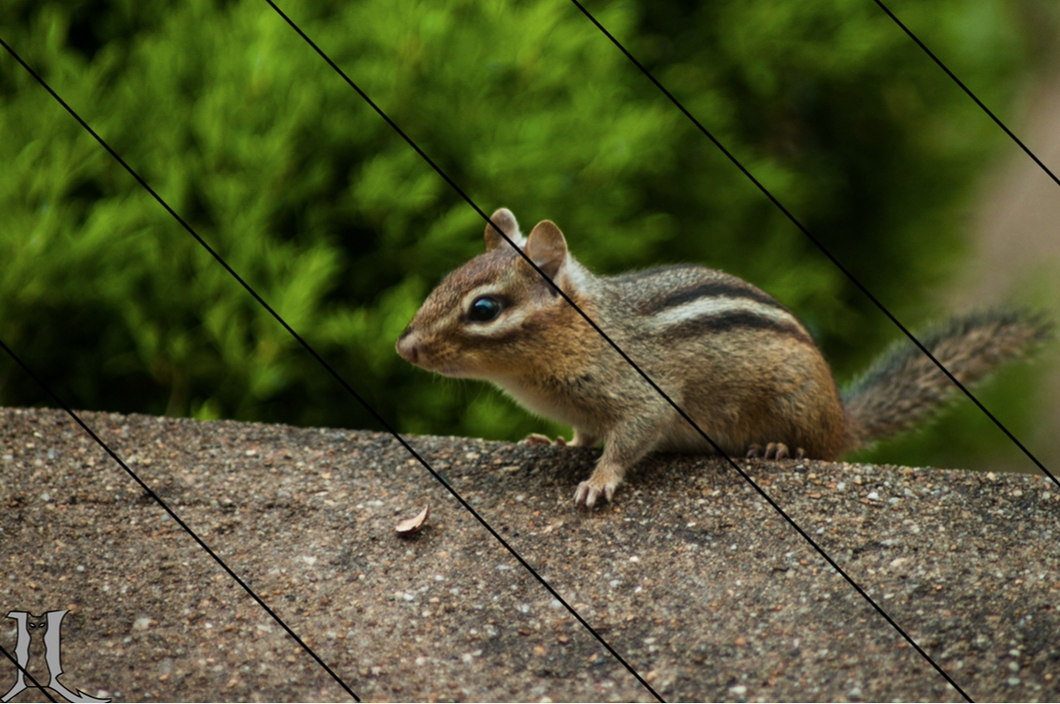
746;442;805;460
521;433;567;447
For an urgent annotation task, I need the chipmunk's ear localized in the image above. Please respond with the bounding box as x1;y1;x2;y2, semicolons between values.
484;208;523;251
525;220;568;280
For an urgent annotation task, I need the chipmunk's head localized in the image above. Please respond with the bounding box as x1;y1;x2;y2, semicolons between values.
396;208;585;380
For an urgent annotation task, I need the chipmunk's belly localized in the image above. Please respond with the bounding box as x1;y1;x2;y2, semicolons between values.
491;378;588;428
656;419;740;455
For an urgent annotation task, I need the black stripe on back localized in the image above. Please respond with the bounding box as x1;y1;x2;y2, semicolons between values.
655;310;811;344
653;281;790;315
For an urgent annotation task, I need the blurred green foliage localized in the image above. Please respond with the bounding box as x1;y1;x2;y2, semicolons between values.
0;0;1048;469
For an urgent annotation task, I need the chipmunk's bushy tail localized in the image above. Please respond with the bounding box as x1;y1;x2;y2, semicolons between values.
841;310;1053;450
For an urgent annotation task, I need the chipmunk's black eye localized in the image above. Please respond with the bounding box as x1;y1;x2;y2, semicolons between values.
468;296;502;322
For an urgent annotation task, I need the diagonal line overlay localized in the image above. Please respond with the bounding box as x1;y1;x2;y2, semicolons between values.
0;643;58;703
872;0;1060;188
0;338;361;702
264;0;972;700
0;33;663;703
567;0;1057;494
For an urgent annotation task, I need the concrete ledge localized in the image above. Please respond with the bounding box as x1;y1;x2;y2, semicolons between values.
2;407;1058;702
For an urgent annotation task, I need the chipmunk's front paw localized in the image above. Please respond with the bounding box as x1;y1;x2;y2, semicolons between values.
521;433;567;447
574;463;622;509
574;479;615;509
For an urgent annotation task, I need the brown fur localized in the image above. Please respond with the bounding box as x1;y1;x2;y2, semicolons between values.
397;210;1052;507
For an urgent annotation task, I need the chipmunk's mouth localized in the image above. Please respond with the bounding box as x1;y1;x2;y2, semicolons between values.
428;362;472;378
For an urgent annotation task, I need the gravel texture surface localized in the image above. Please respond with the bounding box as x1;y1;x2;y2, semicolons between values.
2;406;1059;702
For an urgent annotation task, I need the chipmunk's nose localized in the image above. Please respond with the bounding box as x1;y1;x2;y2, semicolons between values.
396;326;420;364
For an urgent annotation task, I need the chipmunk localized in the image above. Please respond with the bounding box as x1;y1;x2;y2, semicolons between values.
396;208;1052;508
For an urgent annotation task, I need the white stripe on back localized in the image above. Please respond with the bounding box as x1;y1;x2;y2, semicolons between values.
647;295;800;330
